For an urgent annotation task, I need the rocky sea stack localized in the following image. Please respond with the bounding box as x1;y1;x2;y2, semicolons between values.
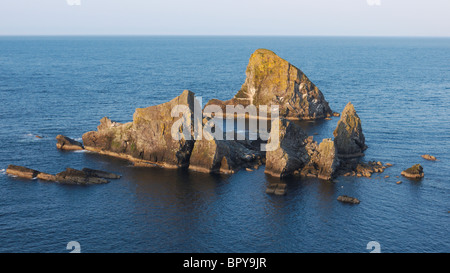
44;50;386;184
206;49;333;120
333;102;367;158
83;90;198;169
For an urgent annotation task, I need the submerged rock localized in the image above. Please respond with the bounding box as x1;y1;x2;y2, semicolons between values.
337;195;360;204
401;164;424;179
206;49;332;120
56;135;84;151
266;183;287;195
333;102;367;158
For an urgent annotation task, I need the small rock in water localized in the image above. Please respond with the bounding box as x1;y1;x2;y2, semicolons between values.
421;154;437;161
401;164;424;179
337;195;360;204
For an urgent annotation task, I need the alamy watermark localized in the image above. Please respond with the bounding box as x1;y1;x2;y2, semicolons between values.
170;97;280;152
66;0;81;6
366;0;381;6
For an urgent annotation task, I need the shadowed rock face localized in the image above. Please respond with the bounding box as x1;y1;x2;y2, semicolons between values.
333;102;367;157
265;119;310;178
82;90;197;168
188;119;264;174
206;49;333;120
264;121;340;179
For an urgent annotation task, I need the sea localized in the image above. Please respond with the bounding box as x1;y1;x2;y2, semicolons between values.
0;36;448;253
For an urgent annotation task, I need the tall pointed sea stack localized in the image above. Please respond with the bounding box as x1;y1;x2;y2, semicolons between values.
333;102;367;158
206;49;333;120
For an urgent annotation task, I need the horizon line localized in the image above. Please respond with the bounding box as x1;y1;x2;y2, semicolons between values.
1;34;450;38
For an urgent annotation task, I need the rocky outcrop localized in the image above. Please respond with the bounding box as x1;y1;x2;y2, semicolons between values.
401;164;424;179
298;138;340;180
55;168;109;184
337;195;360;204
421;154;437;161
82;90;198;169
56;135;84;151
333;102;367;158
6;165;40;179
337;160;389;178
5;165;120;185
264;119;310;178
189;138;263;174
206;49;332;120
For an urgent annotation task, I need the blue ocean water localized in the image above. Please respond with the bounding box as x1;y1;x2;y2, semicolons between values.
0;36;449;253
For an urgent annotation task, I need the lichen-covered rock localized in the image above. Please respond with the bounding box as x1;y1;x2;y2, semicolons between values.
264;119;310;178
207;49;332;120
401;164;424;179
333;102;367;157
82;90;197;168
56;135;84;151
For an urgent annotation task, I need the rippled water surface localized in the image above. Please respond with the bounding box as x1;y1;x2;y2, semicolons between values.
0;36;449;252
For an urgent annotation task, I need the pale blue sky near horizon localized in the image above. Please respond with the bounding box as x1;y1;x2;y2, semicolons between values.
0;0;449;37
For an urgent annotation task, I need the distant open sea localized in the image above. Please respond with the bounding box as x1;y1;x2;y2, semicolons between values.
0;36;449;253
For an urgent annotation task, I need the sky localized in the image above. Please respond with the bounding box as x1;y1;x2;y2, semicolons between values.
0;0;449;36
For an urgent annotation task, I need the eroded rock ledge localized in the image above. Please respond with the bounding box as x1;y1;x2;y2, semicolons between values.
6;165;120;185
